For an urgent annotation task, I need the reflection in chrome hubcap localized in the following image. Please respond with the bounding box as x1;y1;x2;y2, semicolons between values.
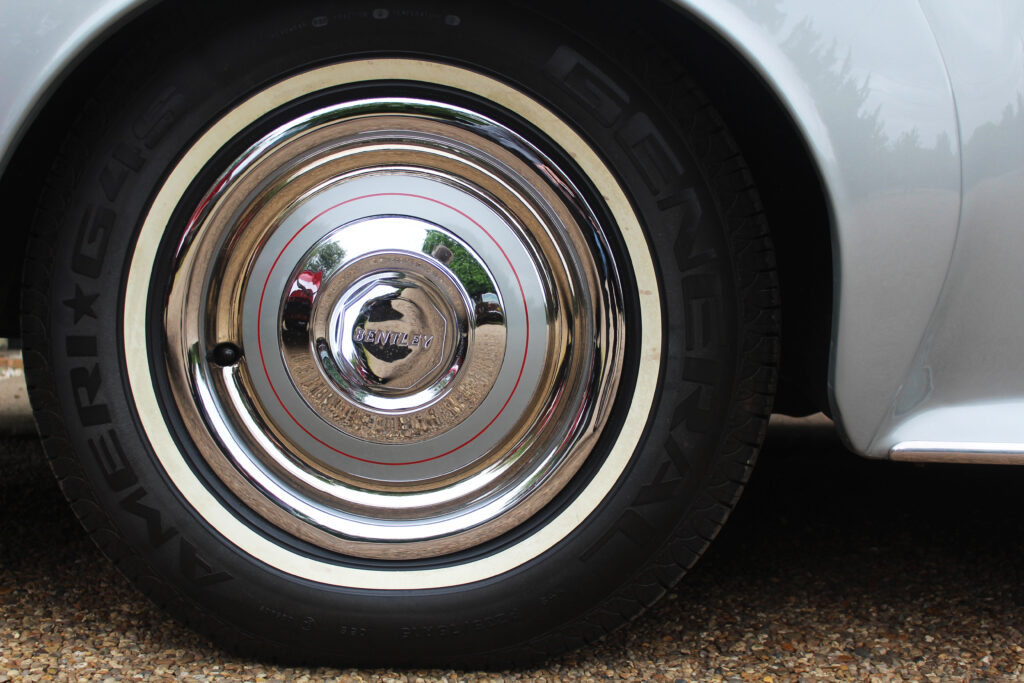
163;92;625;558
281;215;503;436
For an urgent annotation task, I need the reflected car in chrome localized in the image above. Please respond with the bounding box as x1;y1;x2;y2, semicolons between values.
0;0;1021;667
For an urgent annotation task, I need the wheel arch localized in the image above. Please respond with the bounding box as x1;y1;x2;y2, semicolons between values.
646;1;836;417
656;0;963;453
1;0;836;417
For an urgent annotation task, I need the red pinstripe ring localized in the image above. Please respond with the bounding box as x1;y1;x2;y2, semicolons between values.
256;192;530;466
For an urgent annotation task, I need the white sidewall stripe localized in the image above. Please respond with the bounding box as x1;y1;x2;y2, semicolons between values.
124;59;662;590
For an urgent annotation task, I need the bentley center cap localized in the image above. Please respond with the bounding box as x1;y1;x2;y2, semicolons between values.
331;268;454;399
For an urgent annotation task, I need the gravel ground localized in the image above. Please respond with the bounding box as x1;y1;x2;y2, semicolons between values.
3;414;1024;680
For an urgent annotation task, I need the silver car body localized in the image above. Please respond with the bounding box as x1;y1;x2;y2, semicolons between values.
2;0;1022;462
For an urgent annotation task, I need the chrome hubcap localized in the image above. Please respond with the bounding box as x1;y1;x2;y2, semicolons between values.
164;94;625;559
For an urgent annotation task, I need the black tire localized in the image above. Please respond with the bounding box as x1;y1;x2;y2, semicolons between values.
22;0;778;666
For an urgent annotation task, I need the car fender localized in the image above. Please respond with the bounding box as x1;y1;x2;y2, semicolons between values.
668;0;962;455
0;0;970;457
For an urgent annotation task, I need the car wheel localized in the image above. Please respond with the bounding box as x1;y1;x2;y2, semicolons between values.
22;1;779;665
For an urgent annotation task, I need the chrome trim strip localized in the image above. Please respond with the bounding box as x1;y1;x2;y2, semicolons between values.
890;441;1024;465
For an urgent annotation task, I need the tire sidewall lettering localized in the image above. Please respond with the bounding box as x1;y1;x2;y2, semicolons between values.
54;86;235;591
544;44;731;565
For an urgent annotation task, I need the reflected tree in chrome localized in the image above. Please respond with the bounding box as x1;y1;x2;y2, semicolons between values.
422;231;491;300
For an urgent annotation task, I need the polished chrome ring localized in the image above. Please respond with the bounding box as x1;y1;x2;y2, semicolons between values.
164;95;624;559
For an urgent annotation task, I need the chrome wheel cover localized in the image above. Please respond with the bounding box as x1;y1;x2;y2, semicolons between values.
164;96;625;559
